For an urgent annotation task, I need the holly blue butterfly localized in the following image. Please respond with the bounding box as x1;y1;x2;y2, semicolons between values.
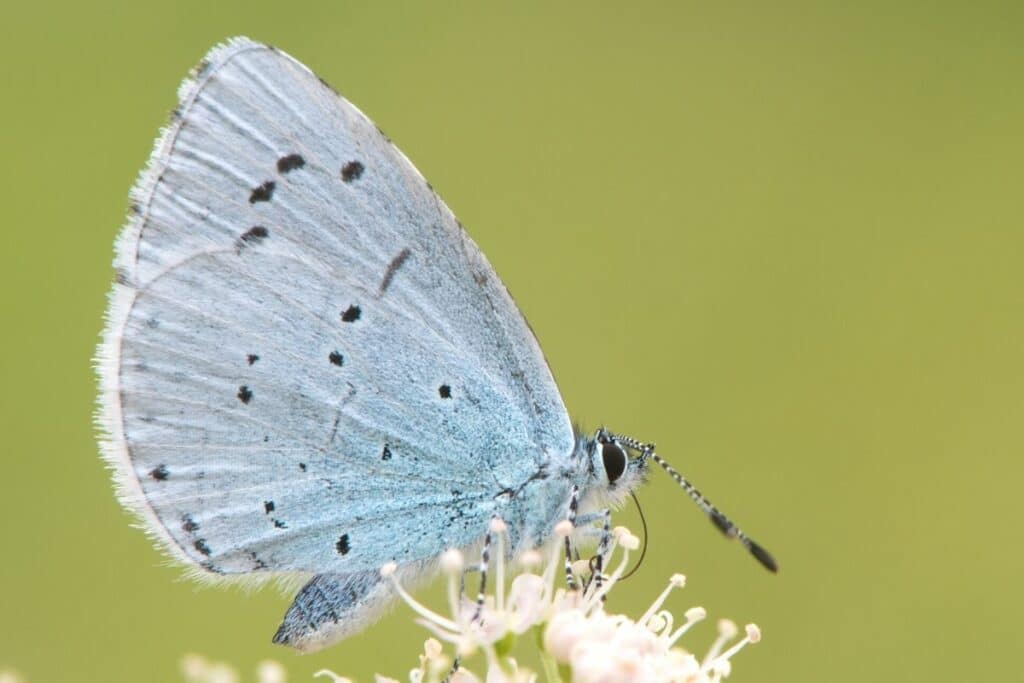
97;37;775;653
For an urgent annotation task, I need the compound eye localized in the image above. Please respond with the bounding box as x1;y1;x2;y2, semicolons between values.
601;442;627;484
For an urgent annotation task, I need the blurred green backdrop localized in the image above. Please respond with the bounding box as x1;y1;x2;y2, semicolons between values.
2;1;1022;681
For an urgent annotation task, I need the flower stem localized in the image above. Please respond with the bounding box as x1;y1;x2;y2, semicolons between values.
539;649;563;683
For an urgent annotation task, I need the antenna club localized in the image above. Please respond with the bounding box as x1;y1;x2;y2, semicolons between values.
748;541;779;573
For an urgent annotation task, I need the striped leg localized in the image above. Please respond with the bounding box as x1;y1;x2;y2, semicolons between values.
441;655;461;683
563;485;580;590
587;508;612;598
471;524;493;622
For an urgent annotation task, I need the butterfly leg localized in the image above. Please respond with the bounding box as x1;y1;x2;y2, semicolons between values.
580;509;613;597
562;485;581;589
471;524;494;622
446;522;501;683
569;509;612;596
562;487;610;591
441;655;461;683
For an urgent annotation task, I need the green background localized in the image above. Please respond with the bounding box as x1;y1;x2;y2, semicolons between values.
2;2;1022;681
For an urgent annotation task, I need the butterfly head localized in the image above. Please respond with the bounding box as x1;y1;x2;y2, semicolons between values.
584;428;650;506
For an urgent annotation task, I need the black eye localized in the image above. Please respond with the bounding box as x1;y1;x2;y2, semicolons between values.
601;442;627;483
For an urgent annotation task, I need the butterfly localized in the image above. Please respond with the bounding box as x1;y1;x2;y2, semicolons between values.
97;37;775;653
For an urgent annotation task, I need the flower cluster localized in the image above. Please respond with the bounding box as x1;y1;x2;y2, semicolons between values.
181;655;286;683
319;519;762;682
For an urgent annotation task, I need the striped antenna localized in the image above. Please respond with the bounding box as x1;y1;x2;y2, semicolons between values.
608;432;778;573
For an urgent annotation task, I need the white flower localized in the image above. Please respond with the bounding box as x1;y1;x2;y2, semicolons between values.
258;661;288;683
182;654;240;683
368;521;761;683
181;654;286;683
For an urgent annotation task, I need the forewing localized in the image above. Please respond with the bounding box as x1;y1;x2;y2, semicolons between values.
97;37;574;579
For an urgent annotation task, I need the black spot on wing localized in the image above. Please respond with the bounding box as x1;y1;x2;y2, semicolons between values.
276;153;305;173
181;514;199;533
329;351;343;366
438;384;452;399
249;181;275;203
341;305;361;322
249;551;268;570
264;500;275;514
237;385;253;404
336;534;350;555
298;463;307;472
194;539;212;556
381;444;392;461
340;161;364;183
273;519;287;529
379;248;412;294
150;464;169;481
247;354;260;365
238;226;269;249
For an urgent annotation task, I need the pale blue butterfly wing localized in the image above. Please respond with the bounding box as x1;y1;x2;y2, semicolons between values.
98;37;576;649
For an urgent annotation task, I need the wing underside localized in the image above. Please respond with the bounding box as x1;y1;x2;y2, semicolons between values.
97;37;574;581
